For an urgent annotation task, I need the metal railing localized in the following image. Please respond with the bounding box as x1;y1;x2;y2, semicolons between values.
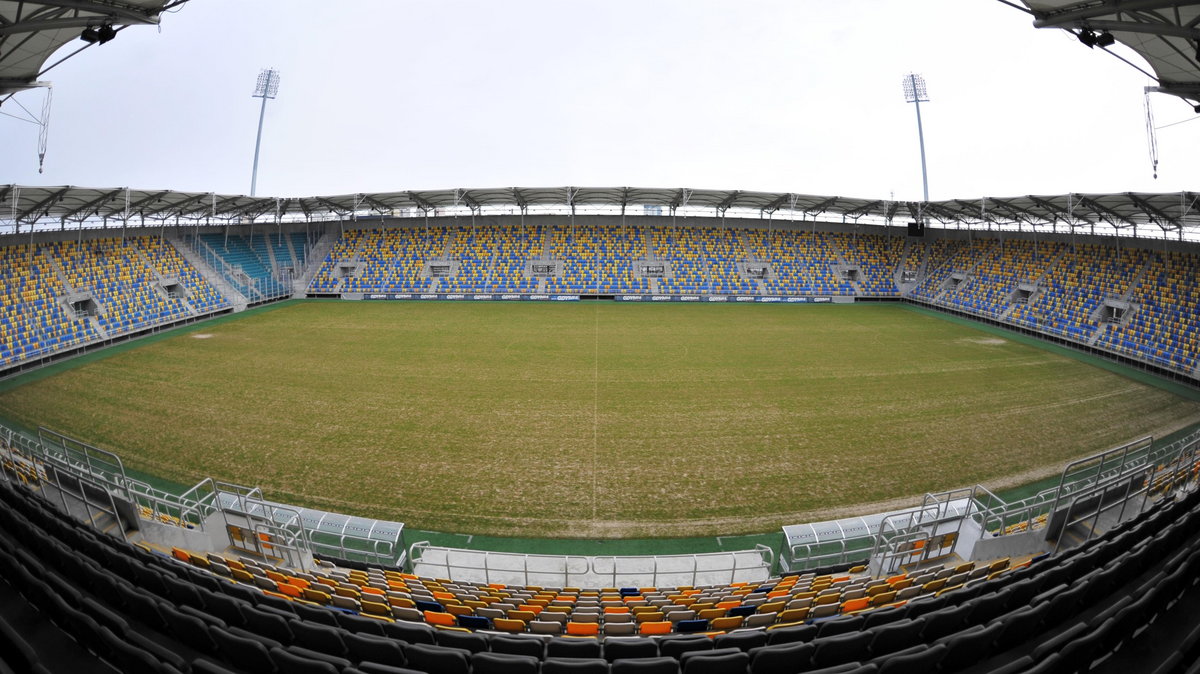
969;431;1200;544
783;538;873;573
37;427;129;494
1;433;130;541
869;490;977;575
213;482;312;570
1049;433;1200;552
408;542;773;588
307;532;403;568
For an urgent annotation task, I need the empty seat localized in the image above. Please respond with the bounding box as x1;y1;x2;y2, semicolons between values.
659;636;714;658
471;651;540;674
811;631;874;669
748;641;816;674
288;620;347;658
713;629;768;652
874;643;946;674
210;626;276;674
606;638;659;661
541;657;611;674
936;622;1003;671
490;635;544;658
268;646;342;674
611;656;681;674
401;643;470;674
766;623;818;645
681;649;750;674
868;618;923;658
343;632;407;668
434;628;488;654
547;637;603;659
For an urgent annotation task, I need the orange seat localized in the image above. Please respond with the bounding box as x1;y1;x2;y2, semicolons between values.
603;606;630;615
275;584;302;599
424;611;457;627
566;622;599;636
639;621;672;635
841;597;871;613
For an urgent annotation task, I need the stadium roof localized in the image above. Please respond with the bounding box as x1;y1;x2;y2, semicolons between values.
3;185;1198;240
0;0;187;98
1007;1;1200;108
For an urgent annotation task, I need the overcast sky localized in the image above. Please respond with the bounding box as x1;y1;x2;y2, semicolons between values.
1;0;1197;202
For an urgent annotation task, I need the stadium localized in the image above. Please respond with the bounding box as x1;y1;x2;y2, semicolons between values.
1;2;1200;674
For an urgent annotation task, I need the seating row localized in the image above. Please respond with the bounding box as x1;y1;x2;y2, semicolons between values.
0;237;229;368
2;457;1198;673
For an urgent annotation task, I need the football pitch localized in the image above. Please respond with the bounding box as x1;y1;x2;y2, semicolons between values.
2;300;1198;538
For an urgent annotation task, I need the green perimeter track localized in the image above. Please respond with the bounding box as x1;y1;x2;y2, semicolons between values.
1;299;1198;558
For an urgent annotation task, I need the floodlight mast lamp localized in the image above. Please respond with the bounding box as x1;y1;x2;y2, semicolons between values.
903;72;930;202
250;68;281;197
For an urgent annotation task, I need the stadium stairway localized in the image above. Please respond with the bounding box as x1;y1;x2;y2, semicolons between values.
167;234;251;310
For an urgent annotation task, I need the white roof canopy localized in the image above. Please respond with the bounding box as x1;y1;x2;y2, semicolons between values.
1011;1;1200;108
3;184;1198;241
0;0;187;98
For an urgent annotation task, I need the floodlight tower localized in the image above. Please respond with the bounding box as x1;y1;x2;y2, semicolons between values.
902;72;930;202
250;68;281;197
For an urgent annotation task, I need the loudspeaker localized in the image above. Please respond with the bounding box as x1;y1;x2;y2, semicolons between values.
907;221;925;237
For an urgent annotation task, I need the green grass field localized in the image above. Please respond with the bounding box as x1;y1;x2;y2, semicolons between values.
2;301;1198;538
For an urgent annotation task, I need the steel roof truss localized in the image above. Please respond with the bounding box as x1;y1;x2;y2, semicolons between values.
60;188;121;221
